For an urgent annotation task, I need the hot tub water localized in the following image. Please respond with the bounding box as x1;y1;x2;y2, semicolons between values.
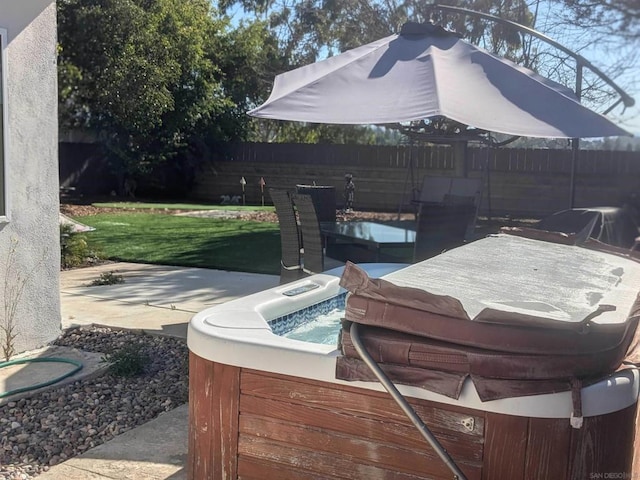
269;292;346;345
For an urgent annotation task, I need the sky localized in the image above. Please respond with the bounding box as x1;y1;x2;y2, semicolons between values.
530;1;640;136
579;43;639;137
619;101;639;137
613;82;639;137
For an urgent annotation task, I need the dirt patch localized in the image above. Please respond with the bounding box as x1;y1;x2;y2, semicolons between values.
60;203;415;224
60;204;199;217
60;202;538;230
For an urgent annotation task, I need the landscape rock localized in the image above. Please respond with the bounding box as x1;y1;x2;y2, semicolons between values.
0;327;188;480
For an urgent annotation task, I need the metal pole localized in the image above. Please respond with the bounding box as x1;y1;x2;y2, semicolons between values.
570;64;583;209
484;145;492;223
349;322;468;480
398;140;415;221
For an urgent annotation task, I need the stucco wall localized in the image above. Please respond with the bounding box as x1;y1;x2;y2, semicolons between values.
0;1;60;355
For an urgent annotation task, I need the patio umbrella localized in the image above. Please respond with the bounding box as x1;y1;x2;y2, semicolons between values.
249;22;629;139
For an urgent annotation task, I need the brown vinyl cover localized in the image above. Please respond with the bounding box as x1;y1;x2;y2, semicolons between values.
336;236;640;400
337;322;639;401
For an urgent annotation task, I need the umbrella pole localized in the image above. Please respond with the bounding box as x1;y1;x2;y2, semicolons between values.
569;65;583;209
397;140;416;222
570;139;579;209
485;145;492;223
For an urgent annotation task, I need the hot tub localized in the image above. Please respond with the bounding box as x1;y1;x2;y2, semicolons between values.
187;242;640;479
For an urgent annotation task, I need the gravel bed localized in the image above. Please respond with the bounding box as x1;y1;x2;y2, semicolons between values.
0;327;188;479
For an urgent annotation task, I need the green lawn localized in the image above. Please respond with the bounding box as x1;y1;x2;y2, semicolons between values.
76;212;281;275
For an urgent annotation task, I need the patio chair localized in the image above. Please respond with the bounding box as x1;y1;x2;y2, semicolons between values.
414;176;482;261
293;194;344;272
269;188;305;284
293;193;326;274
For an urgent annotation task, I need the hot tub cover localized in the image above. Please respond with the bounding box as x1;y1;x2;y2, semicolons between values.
336;234;640;401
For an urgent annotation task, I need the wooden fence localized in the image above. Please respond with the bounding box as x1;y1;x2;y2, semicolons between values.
59;142;640;217
191;143;640;216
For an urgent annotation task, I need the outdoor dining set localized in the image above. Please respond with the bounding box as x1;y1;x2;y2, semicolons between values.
270;175;482;284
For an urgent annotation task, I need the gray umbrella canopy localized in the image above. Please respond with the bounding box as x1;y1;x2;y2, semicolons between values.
249;23;629;139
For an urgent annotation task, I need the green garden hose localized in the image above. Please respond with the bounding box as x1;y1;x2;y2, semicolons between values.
0;357;83;398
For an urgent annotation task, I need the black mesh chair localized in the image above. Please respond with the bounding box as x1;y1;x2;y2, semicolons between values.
269;188;304;284
414;176;482;261
293;193;325;274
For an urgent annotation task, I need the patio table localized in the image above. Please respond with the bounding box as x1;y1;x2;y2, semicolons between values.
320;221;416;263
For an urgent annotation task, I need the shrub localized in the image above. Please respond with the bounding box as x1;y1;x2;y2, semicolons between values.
60;224;103;269
89;271;125;286
102;343;150;377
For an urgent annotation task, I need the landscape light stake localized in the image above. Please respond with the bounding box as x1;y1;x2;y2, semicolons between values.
240;176;247;206
259;177;266;206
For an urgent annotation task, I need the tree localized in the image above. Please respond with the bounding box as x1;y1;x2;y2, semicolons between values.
558;0;639;40
58;0;265;193
220;0;535;61
524;0;638;131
